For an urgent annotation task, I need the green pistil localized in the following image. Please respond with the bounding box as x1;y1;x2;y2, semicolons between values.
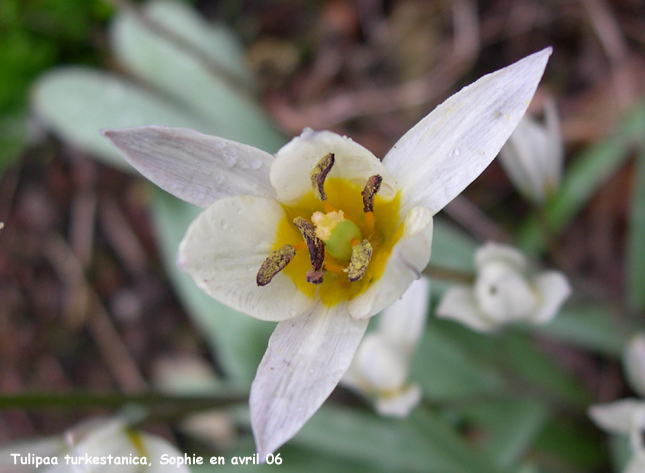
324;219;362;261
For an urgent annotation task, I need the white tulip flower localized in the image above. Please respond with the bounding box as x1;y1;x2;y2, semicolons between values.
589;400;645;473
624;335;645;398
0;418;189;473
436;242;570;332
342;277;430;417
104;48;551;459
498;98;564;204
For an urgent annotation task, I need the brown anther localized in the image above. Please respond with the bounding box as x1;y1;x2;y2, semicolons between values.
293;217;325;273
347;240;372;282
257;245;296;286
310;153;335;201
362;175;383;213
306;269;326;284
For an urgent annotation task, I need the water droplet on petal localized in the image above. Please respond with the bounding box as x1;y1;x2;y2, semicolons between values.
250;158;262;170
224;153;237;167
247;264;254;271
219;219;228;229
289;309;296;316
215;174;225;184
453;148;460;156
216;141;225;149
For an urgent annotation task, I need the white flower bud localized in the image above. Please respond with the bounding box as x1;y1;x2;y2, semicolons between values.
624;335;645;398
499;99;564;205
436;242;571;332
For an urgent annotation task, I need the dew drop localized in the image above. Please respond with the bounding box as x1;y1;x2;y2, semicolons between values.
224;153;237;167
216;141;225;149
219;219;228;229
215;174;225;184
247;264;255;272
250;158;262;170
453;148;460;156
289;309;296;316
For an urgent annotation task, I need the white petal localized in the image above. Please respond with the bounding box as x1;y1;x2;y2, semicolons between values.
348;207;433;319
378;276;431;348
435;286;497;332
374;384;422;418
474;262;538;321
179;195;313;321
382;48;552;215
588;400;645;435
475;242;527;273
270;129;397;205
624;450;645;473
530;271;571;324
103;126;276;208
624;335;645;398
353;334;408;390
250;304;368;460
143;433;192;473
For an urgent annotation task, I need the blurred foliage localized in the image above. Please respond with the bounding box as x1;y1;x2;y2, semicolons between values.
0;0;111;172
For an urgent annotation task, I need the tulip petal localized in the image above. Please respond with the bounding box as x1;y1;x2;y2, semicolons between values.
436;286;497;332
383;48;552;215
374;384;422;418
179;195;313;321
348;207;433;320
588;400;645;435
378;276;431;348
475;241;527;273
625;451;645;473
271;129;397;205
250;304;368;460
530;271;571;324
103;126;276;208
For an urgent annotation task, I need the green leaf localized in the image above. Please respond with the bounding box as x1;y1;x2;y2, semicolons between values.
627;139;645;310
191;444;387;473
31;67;214;172
430;219;478;272
501;333;591;408
518;102;645;253
151;189;272;388
410;322;508;400
534;417;604;471
290;405;500;473
533;305;626;357
110;0;285;154
462;399;550;469
0;112;27;175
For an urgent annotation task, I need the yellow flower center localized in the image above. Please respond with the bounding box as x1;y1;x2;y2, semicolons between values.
273;178;402;307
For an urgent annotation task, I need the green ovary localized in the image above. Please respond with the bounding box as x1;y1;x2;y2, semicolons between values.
325;219;362;261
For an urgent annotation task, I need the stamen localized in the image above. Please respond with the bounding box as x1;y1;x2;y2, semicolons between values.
257;245;296;286
347;240;372;282
310;153;335;201
362;175;383;213
293;217;325;273
306;269;325;284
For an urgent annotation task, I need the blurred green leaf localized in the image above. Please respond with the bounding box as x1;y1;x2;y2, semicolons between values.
627;140;645;310
290;405;499;473
31;67;214;172
411;322;508;400
534;305;626;357
110;0;285;154
192;444;386;473
0;112;28;175
151;190;272;388
534;417;604;471
462;399;550;469
518;102;645;253
501;333;591;408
